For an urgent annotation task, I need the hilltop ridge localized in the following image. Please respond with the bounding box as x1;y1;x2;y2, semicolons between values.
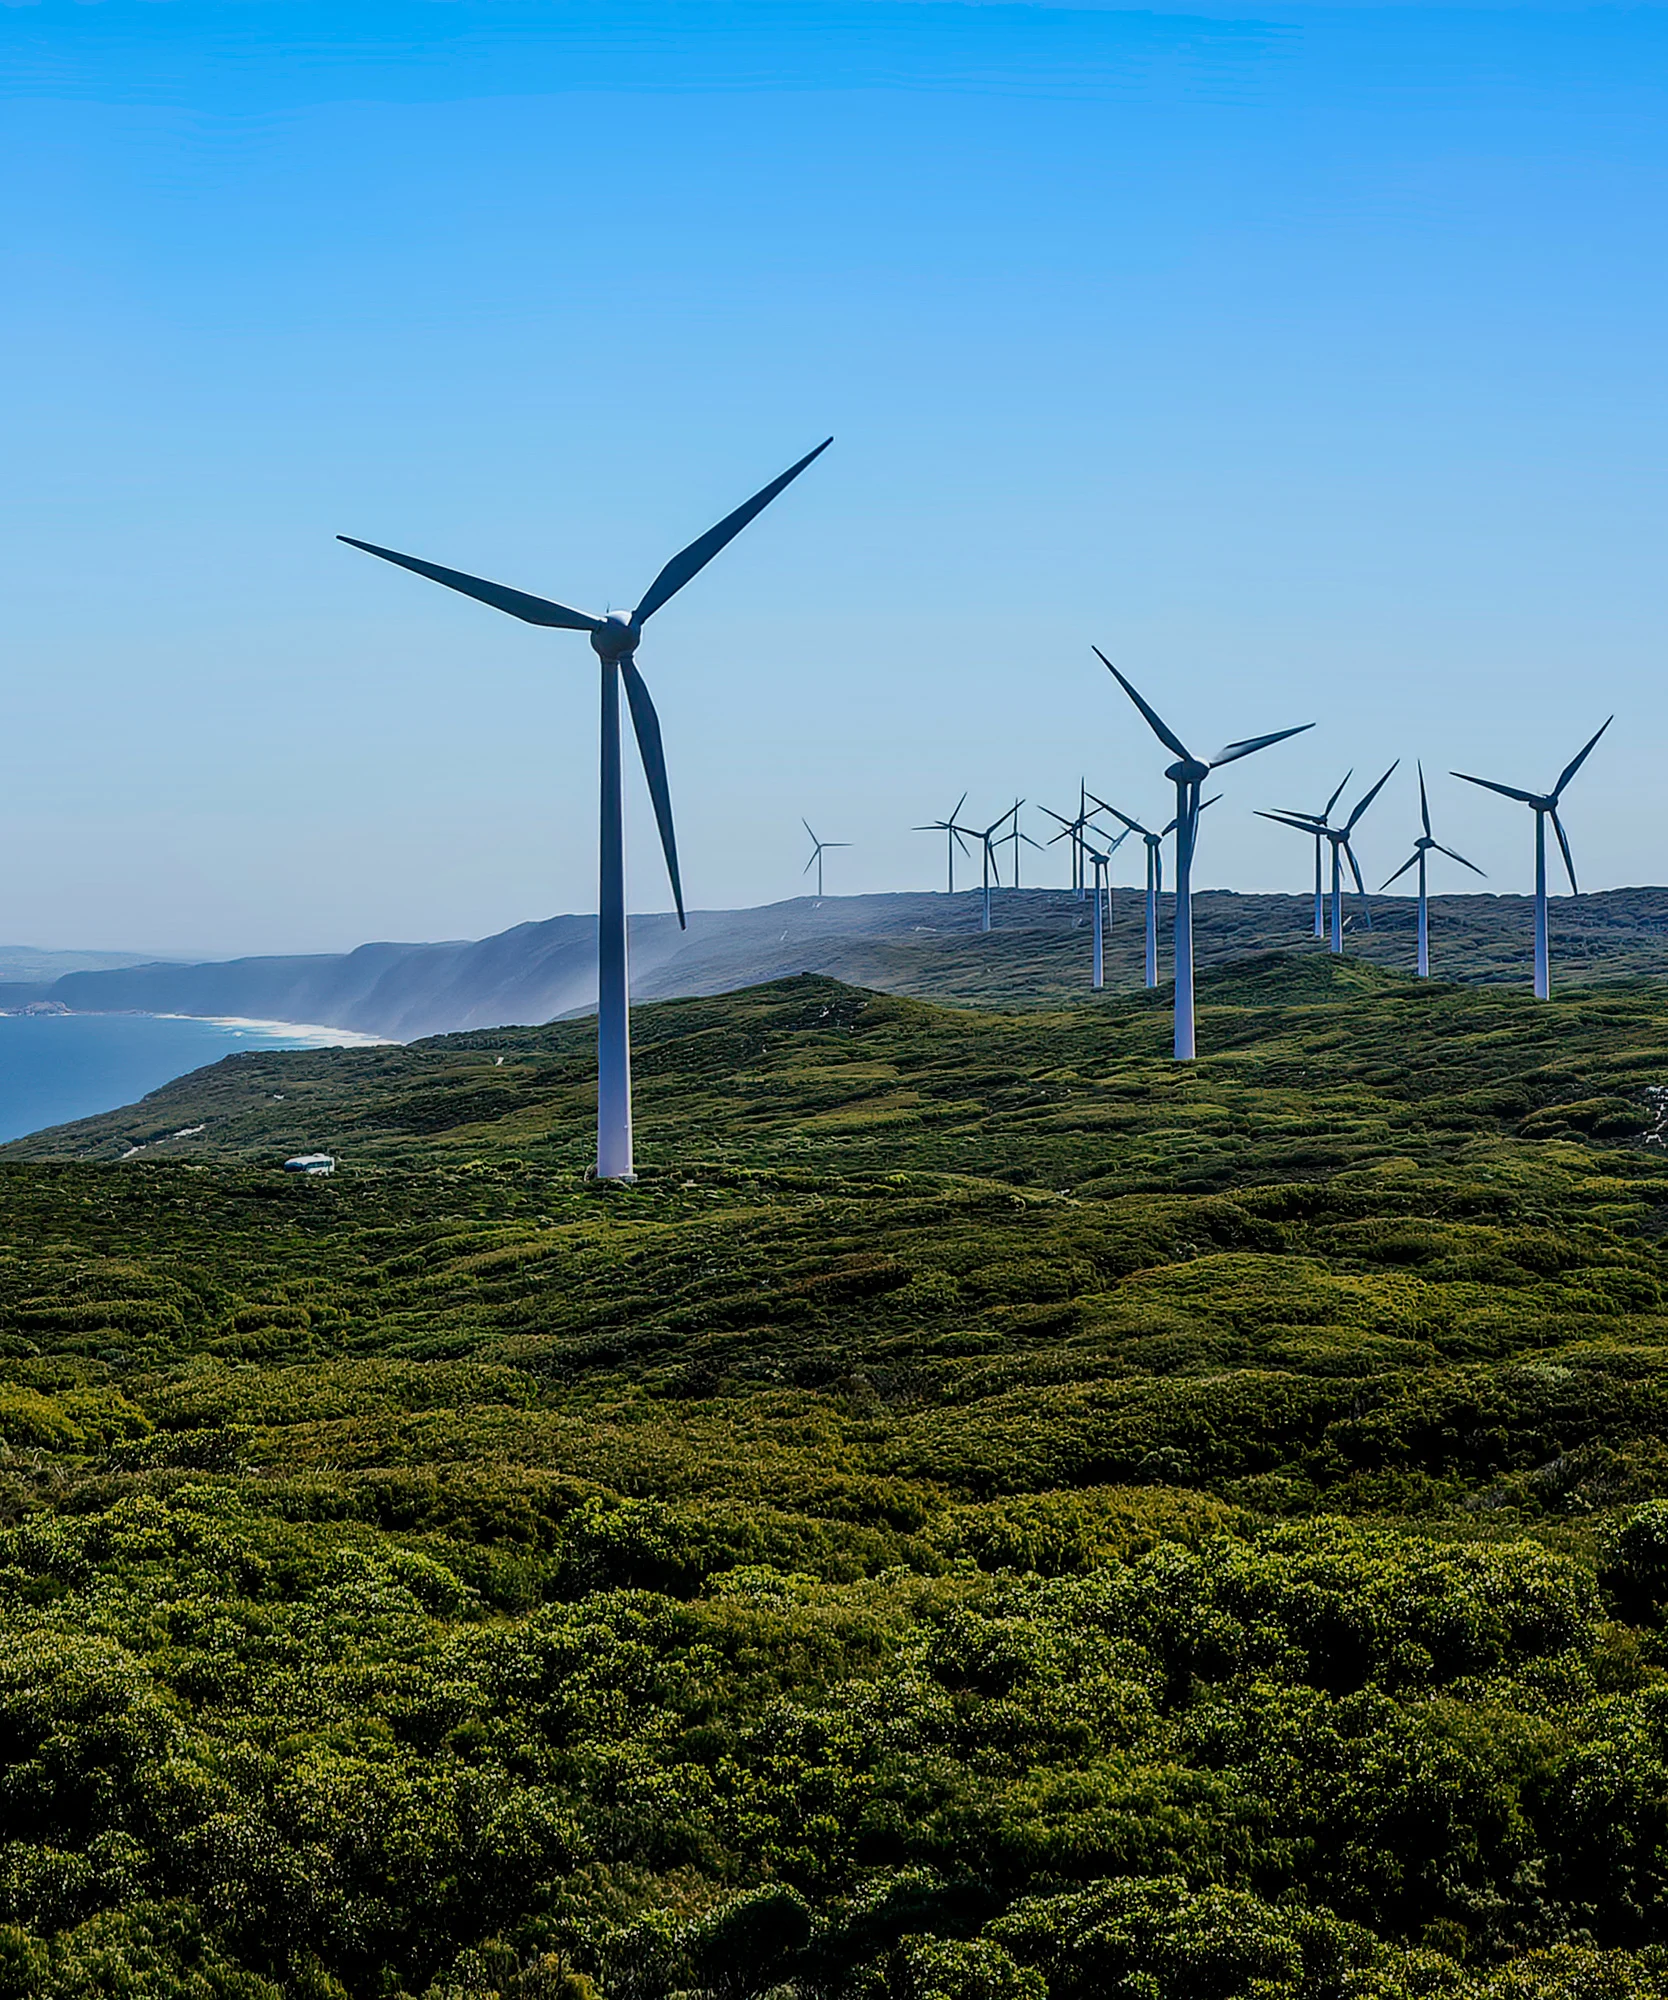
8;884;1668;1040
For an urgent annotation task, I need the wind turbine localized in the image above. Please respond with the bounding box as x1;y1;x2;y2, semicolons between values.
801;820;850;900
1259;762;1398;955
1097;649;1310;1059
1080;832;1121;989
1072;780;1095;897
1001;804;1047;889
1090;796;1168;987
976;803;1020;932
1042;790;1097;898
915;793;975;895
1452;718;1611;1000
1380;763;1485;978
340;437;831;1182
1265;769;1353;937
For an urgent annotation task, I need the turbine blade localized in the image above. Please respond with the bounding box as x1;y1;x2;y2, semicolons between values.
803;853;817;874
828;842;852;849
1037;805;1074;828
337;538;600;631
952;791;968;823
1553;715;1613;800
1085;791;1148;837
1199;794;1222;813
1344;839;1368;902
1345;759;1399;833
633;437;832;624
1551;809;1579;894
619;657;685;928
1210;722;1314;768
1452;771;1538;805
1257;810;1327;834
1380;851;1421;890
1433;842;1486;877
1323;768;1354;820
802;818;818;842
1418;760;1431;839
1092;648;1191;761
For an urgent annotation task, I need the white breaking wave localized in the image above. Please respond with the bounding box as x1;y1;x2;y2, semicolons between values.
154;1015;395;1048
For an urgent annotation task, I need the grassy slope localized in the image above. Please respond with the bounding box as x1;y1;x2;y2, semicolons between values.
7;962;1668;1995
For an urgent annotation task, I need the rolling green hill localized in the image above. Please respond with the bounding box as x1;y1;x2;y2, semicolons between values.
6;964;1668;1996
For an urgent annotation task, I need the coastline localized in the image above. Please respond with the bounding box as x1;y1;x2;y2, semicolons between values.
154;1013;395;1048
0;1012;398;1147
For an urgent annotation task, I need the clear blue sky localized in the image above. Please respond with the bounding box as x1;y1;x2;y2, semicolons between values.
4;0;1665;955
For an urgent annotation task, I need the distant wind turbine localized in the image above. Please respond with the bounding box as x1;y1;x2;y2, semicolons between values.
1041;790;1096;898
1266;769;1354;937
1080;833;1121;989
801;820;850;899
1097;649;1311;1059
1000;803;1047;889
977;803;1020;932
1452;718;1611;1000
915;793;975;895
1259;762;1398;955
340;437;831;1181
1380;763;1485;978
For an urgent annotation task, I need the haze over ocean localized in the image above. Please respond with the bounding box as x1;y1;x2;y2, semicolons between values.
5;0;1665;955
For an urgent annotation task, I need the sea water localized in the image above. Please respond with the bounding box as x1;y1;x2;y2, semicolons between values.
0;1013;387;1145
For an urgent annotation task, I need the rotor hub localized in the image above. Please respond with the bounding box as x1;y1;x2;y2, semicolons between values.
590;612;638;661
1165;757;1211;786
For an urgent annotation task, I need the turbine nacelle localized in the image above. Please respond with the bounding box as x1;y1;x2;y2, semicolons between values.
591;613;640;661
1165;757;1211;786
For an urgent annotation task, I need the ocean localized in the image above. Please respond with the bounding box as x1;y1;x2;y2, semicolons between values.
0;1013;386;1146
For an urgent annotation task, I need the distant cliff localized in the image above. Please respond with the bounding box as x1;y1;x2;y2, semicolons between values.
29;897;987;1040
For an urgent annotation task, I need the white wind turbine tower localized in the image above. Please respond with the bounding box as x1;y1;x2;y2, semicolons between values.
1097;649;1310;1059
1080;832;1121;989
1453;718;1611;1000
801;820;850;900
341;438;831;1181
1090;798;1165;990
1259;762;1398;955
1380;763;1485;978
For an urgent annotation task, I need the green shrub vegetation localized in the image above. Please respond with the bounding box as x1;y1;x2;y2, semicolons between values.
6;961;1668;1994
